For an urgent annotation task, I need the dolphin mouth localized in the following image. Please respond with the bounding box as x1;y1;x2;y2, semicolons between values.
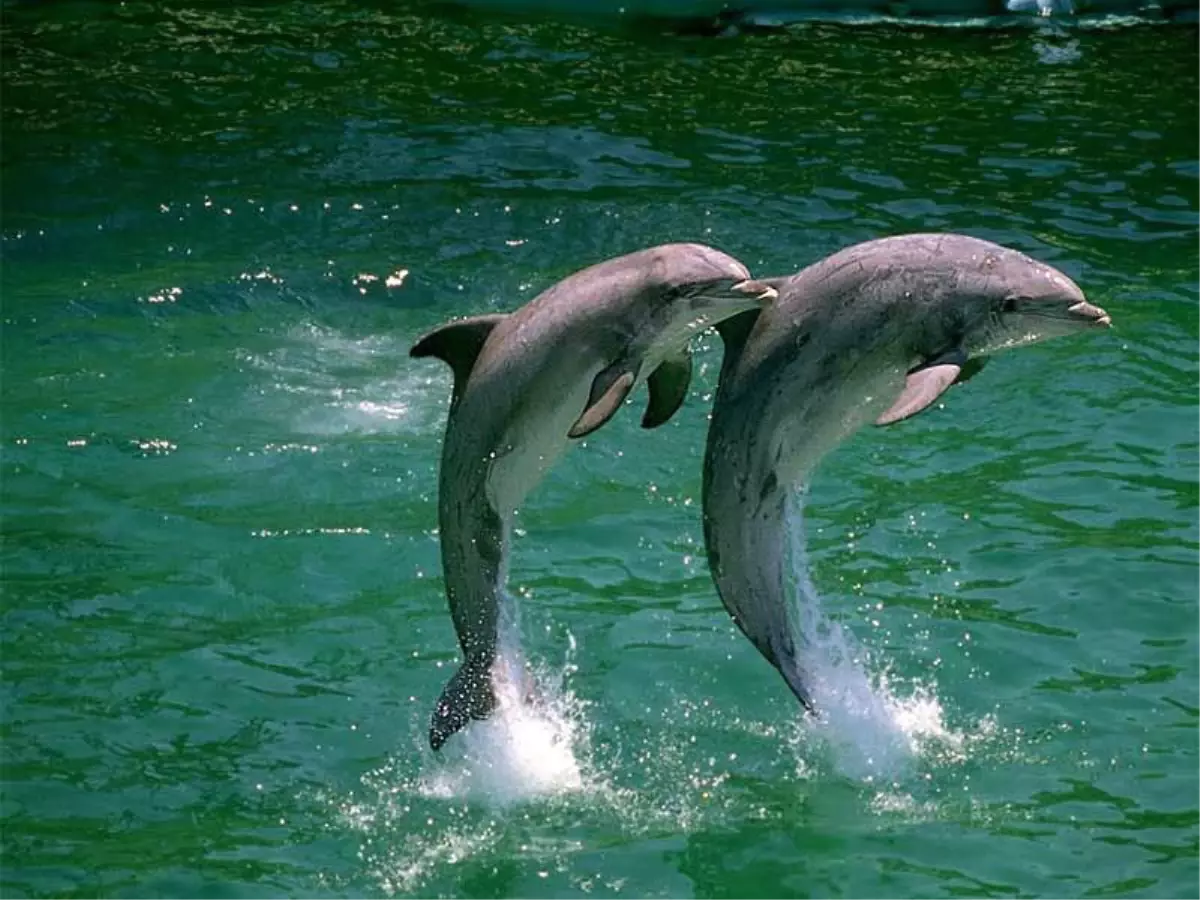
732;279;779;304
1067;300;1112;328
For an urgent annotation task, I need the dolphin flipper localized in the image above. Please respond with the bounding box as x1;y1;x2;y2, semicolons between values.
953;356;989;385
568;367;637;439
875;348;968;426
410;314;507;404
429;654;497;751
642;350;693;429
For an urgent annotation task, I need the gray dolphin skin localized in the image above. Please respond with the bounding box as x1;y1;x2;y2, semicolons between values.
702;233;1111;712
412;243;776;750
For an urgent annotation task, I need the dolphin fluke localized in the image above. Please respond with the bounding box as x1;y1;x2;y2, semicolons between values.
429;655;497;751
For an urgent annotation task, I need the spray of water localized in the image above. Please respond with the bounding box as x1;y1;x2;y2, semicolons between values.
328;623;603;896
241;322;450;436
408;561;597;805
327;493;1016;895
417;631;593;807
782;490;994;784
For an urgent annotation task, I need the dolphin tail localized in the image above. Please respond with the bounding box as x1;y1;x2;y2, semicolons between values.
429;654;498;751
777;657;817;715
765;625;818;715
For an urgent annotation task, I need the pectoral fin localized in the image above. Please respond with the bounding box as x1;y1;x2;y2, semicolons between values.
568;367;638;439
641;351;693;430
875;348;969;426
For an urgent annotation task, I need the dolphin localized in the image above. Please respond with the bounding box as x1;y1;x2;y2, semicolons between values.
412;243;776;750
701;233;1111;712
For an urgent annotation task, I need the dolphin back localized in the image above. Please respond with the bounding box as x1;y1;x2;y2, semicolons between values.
410;313;507;405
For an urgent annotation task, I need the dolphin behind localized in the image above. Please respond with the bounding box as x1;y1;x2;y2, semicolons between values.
702;233;1111;715
413;243;777;750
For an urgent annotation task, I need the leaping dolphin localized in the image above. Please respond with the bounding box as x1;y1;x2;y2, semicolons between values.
701;233;1111;712
412;243;776;750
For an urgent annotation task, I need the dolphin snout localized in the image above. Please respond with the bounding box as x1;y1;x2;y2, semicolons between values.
732;279;779;304
1068;300;1112;328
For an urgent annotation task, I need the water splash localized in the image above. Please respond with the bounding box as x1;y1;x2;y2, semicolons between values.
409;583;595;806
327;634;599;895
417;638;592;807
783;491;995;783
328;494;1010;895
239;321;449;436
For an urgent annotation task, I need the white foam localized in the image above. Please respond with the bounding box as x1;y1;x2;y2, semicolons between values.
330;638;597;895
783;492;995;783
371;821;501;896
327;491;1015;896
417;644;590;807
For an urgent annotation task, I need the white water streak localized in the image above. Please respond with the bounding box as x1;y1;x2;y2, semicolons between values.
783;491;990;782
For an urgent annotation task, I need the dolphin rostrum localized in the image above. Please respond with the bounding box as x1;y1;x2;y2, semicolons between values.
702;233;1111;712
412;243;776;750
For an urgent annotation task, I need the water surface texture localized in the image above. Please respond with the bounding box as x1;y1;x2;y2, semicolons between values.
3;4;1198;898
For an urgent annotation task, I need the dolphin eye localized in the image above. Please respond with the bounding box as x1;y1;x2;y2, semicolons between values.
1002;296;1023;314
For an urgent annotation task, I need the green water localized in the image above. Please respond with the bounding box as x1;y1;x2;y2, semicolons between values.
3;4;1198;897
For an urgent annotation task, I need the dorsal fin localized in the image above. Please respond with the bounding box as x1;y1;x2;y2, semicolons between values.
410;314;506;403
714;308;762;379
714;308;760;348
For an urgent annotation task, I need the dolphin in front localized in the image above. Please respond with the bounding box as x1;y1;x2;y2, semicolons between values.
412;243;776;750
702;233;1111;712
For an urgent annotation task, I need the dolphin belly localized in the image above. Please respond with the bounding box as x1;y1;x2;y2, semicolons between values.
428;358;600;750
485;362;598;517
702;449;815;710
416;241;774;751
701;353;906;711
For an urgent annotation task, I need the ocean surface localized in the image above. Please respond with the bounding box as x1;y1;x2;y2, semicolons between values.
2;3;1197;897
